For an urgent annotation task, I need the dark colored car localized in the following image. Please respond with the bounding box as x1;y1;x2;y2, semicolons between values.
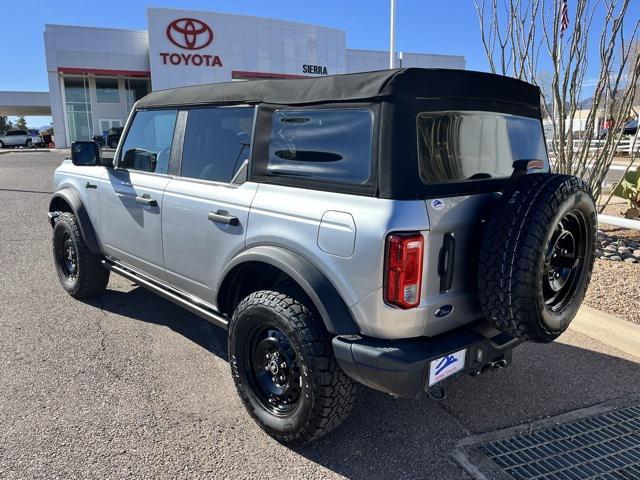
599;119;638;139
623;119;638;136
92;127;123;149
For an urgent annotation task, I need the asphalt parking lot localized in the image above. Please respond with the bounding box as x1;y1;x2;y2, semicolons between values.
1;150;640;479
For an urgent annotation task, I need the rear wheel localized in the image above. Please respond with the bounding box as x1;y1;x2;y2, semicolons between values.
228;290;356;445
0;140;4;148
52;213;110;298
478;174;597;343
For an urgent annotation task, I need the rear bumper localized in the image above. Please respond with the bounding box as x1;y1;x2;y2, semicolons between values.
332;322;523;399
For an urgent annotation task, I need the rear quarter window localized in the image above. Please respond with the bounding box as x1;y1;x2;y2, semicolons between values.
417;111;548;184
267;108;373;184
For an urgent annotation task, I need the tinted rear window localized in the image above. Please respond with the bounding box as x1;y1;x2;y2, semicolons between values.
417;111;548;184
6;130;26;136
267;109;373;184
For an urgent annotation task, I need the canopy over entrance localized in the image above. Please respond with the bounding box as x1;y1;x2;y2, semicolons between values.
0;91;51;116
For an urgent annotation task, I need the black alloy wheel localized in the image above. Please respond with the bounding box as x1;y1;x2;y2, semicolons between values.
543;211;588;312
56;231;79;280
245;325;302;416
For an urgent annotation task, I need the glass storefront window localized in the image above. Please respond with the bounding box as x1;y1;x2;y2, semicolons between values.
64;77;92;143
64;77;90;103
125;78;150;112
95;77;120;103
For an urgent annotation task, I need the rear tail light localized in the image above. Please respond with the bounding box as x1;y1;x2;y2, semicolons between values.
385;233;424;309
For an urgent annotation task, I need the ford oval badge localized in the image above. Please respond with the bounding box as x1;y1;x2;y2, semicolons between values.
435;304;454;318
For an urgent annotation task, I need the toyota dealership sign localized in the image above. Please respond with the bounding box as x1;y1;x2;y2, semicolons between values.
166;18;214;50
147;7;343;90
156;16;223;71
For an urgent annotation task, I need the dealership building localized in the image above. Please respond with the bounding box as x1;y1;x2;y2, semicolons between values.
0;7;465;148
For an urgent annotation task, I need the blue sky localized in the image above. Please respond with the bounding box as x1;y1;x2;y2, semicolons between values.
2;0;638;127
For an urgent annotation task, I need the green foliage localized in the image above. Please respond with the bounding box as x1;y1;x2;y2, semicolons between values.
0;115;12;134
612;167;640;219
15;115;28;131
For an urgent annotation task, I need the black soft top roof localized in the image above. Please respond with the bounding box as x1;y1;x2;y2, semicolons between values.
137;68;540;109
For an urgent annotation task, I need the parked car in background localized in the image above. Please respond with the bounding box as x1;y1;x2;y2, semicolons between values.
623;119;638;136
598;118;638;139
0;129;38;148
92;127;123;149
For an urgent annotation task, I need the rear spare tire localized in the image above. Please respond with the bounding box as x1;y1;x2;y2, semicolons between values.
478;174;596;343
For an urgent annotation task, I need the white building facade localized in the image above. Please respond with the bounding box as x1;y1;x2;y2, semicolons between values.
41;7;465;147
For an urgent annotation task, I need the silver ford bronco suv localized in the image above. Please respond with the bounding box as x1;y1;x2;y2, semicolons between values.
49;68;596;445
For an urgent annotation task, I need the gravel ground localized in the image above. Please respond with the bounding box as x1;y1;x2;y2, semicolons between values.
584;202;640;324
2;151;640;479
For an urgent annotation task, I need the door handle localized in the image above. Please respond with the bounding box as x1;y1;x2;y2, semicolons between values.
208;210;239;226
135;194;158;207
85;182;98;189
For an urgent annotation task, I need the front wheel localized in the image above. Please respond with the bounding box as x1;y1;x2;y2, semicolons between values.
52;212;110;298
0;140;4;148
228;290;356;446
25;138;32;148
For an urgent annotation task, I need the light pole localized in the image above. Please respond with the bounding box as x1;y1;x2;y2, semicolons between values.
389;0;396;68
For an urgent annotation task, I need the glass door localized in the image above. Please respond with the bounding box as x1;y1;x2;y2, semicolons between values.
64;77;93;143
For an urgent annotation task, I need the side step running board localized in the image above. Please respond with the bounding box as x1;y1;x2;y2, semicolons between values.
101;260;229;330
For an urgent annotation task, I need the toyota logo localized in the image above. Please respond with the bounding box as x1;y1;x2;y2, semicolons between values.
166;18;213;50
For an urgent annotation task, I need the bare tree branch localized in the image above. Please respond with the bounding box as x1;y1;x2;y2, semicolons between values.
475;0;640;199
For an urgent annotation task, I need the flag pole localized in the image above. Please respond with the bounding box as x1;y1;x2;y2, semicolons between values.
389;0;396;69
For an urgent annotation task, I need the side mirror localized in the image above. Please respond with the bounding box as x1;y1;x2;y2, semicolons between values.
71;141;101;166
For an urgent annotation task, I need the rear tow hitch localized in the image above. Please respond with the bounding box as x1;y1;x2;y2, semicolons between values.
489;358;508;369
427;385;446;401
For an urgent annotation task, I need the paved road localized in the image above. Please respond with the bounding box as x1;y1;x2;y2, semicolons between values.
1;151;639;479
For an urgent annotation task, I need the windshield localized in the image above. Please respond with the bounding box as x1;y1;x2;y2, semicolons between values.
417;111;548;184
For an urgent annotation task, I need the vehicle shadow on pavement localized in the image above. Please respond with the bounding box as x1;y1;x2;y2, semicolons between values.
86;287;640;480
86;285;229;361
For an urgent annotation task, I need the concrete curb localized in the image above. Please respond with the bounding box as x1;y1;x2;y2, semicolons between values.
0;149;51;155
570;305;640;359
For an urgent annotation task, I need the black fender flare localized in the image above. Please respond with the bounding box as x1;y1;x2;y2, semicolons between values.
49;188;101;254
218;245;360;336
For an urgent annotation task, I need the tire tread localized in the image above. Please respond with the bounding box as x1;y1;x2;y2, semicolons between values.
478;174;596;342
53;212;109;298
229;290;356;445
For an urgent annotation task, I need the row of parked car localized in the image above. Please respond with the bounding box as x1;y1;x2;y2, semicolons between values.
0;129;48;148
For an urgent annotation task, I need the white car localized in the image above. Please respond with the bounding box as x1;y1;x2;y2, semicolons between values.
0;129;39;148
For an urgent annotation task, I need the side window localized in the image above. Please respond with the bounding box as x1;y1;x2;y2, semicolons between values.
180;107;254;183
119;109;178;174
267;108;373;184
